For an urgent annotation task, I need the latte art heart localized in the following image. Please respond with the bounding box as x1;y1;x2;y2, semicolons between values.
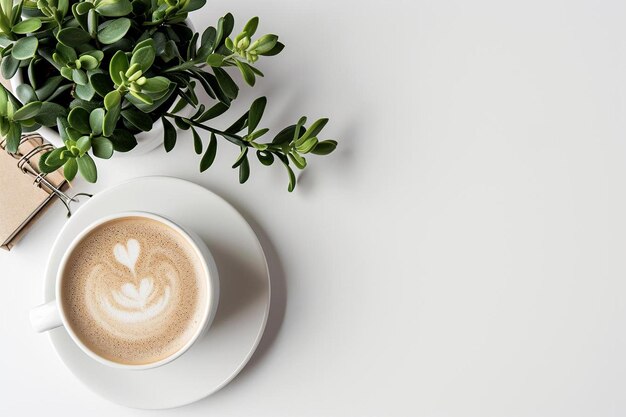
102;277;172;323
113;239;141;274
60;217;207;366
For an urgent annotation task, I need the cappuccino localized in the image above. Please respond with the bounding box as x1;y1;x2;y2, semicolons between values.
60;216;208;366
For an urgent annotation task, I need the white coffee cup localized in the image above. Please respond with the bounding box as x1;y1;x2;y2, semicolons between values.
29;211;220;370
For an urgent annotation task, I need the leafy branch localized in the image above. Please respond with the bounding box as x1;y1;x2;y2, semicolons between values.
163;96;337;191
0;0;337;191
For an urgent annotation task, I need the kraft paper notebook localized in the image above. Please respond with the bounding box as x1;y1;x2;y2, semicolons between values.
0;134;68;250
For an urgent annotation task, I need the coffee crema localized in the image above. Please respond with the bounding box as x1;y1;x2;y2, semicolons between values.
60;217;207;366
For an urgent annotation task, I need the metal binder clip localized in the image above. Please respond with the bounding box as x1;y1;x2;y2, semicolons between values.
5;133;92;217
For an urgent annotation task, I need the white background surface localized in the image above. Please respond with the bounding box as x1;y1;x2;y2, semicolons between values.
0;0;622;415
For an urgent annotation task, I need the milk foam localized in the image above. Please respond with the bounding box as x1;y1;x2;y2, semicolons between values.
96;239;172;326
61;217;206;365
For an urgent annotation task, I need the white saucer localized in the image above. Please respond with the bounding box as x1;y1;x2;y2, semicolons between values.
42;176;270;409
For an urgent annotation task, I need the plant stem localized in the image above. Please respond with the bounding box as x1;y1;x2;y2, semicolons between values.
164;113;243;146
164;113;284;152
163;60;202;73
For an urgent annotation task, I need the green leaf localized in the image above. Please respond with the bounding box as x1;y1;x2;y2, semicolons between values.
72;68;88;85
41;147;68;171
78;54;98;70
0;87;7;116
200;133;217;172
262;41;285;57
12;36;38;60
247;128;269;142
299;118;329;143
191;127;202;154
90;72;114;96
121;109;152;131
205;53;223;67
130;45;155;72
272;124;296;145
187;32;199;60
104;90;121;111
213;68;238;100
296;137;318;154
77;153;97;182
170;97;189;114
0;55;19;79
75;2;93;15
132;38;154;54
221;13;235;43
87;7;98;37
63;157;78;181
311;140;338;155
57;27;92;47
34;102;66;127
97;18;130;45
197;26;216;58
282;159;296;192
232;146;248;168
4;122;21;153
0;0;12;21
75;83;95;101
12;101;41;121
68;107;91;134
162;117;176;152
215;15;226;49
239;156;250;184
103;104;120;137
161;40;179;62
60;67;73;80
129;90;153;104
56;117;70;142
225;37;234;51
247;96;266;134
153;31;166;55
91;137;113;159
196;102;229;123
57;0;69;15
294;116;307;141
289;152;307;169
16;83;37;104
95;0;132;17
72;3;89;31
12;18;42;34
174;116;190;130
89;108;104;135
66;127;83;142
56;43;77;63
243;17;259;37
234;60;255;86
127;82;175;113
249;34;278;54
109;50;128;85
0;118;9;136
256;150;274;166
141;76;170;93
37;151;54;173
191;104;206;120
225;110;249;134
75;136;91;154
186;0;206;12
110;128;136;152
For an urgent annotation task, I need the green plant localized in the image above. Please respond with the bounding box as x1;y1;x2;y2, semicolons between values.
0;0;337;191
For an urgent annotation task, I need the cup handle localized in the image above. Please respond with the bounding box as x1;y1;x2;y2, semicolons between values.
30;301;62;333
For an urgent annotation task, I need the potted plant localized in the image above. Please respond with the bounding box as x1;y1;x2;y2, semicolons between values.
0;0;337;191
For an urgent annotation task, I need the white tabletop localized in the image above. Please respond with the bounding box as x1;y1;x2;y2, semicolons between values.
0;0;622;415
